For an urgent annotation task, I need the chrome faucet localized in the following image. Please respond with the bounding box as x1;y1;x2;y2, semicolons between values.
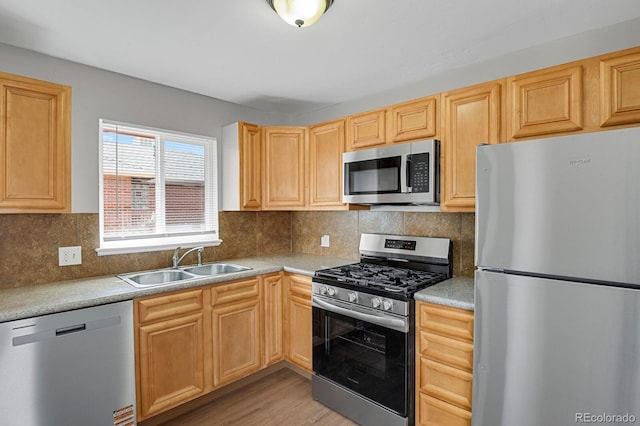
172;246;204;268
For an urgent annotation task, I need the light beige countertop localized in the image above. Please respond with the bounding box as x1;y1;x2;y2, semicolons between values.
0;254;355;323
414;276;474;311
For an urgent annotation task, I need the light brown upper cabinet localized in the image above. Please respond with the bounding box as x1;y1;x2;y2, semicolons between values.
221;122;262;211
0;72;71;213
262;126;308;210
388;95;439;143
309;119;347;209
346;108;386;151
507;64;583;139
441;80;505;212
600;50;640;127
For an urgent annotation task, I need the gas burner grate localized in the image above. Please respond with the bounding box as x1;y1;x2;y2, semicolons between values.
315;263;448;295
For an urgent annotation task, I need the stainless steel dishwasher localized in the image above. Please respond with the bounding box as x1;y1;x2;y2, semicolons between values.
0;300;136;426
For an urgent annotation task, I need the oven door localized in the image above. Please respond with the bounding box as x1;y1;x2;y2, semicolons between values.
312;302;409;416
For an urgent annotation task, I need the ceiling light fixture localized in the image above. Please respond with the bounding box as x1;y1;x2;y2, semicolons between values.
266;0;334;28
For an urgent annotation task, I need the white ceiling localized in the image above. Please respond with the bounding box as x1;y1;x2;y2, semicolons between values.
0;0;639;114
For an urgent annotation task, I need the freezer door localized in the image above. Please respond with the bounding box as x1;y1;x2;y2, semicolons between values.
473;270;640;426
475;126;640;286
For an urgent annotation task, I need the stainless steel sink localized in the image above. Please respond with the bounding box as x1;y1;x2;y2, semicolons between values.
183;263;251;276
118;262;252;288
119;269;196;288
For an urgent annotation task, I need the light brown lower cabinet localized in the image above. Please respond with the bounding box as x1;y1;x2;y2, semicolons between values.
416;301;474;426
211;277;262;387
284;273;313;372
134;289;209;421
263;273;285;365
134;272;288;421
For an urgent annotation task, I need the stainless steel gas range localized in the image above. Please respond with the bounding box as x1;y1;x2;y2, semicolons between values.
311;233;453;426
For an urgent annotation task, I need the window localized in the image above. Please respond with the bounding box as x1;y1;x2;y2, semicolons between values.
97;119;220;255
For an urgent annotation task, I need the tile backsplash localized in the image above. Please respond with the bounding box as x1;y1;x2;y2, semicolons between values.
292;211;475;278
0;210;474;289
0;212;291;289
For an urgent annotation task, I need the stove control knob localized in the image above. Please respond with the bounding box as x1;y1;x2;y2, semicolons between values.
327;287;336;297
382;299;393;311
371;297;381;308
319;286;328;295
348;292;358;302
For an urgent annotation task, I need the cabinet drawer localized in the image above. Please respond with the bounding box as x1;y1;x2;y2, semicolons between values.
419;357;472;410
287;274;312;299
210;278;260;306
418;302;474;342
417;392;471;426
136;289;204;324
418;330;473;371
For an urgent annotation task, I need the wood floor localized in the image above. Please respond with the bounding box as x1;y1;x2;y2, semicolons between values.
158;368;358;426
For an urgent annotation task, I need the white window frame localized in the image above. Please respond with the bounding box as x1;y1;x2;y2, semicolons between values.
96;119;222;256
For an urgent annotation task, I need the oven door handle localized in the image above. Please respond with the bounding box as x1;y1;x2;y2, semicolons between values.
312;296;408;333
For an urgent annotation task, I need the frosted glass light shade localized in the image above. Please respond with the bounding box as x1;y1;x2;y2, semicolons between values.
267;0;334;28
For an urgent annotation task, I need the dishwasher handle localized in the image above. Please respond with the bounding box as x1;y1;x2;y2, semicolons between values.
55;324;87;336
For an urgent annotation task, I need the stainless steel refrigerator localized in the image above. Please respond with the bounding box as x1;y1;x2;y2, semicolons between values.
473;127;640;426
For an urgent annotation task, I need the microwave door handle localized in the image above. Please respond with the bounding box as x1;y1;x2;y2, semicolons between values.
406;157;412;189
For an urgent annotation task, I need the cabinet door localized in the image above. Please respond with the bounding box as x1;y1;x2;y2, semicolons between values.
0;72;71;213
346;108;386;150
508;65;583;139
600;51;640;127
309;119;346;209
212;299;262;387
263;126;307;210
263;273;284;366
134;289;208;420
388;96;439;143
441;80;504;212
137;313;206;420
240;122;262;210
285;274;313;371
211;278;262;387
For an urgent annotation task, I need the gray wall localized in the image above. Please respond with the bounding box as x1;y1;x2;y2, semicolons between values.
0;42;289;213
291;17;640;126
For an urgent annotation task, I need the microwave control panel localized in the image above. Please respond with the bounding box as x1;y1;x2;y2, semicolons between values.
408;153;430;193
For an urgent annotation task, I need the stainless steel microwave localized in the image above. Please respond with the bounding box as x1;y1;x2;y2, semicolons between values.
342;140;440;205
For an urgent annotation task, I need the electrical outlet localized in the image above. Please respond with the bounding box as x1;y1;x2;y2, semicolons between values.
59;246;82;266
321;235;330;248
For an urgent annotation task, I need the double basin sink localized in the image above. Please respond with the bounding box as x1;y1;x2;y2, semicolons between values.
118;263;251;288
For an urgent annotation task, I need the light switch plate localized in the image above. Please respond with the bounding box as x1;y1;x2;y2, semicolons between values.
321;235;330;248
59;246;82;266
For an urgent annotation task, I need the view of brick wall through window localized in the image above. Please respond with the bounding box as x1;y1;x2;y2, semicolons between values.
103;176;204;233
165;183;204;225
102;126;208;238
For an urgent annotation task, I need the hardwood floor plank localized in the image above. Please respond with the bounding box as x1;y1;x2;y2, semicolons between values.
159;368;357;425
